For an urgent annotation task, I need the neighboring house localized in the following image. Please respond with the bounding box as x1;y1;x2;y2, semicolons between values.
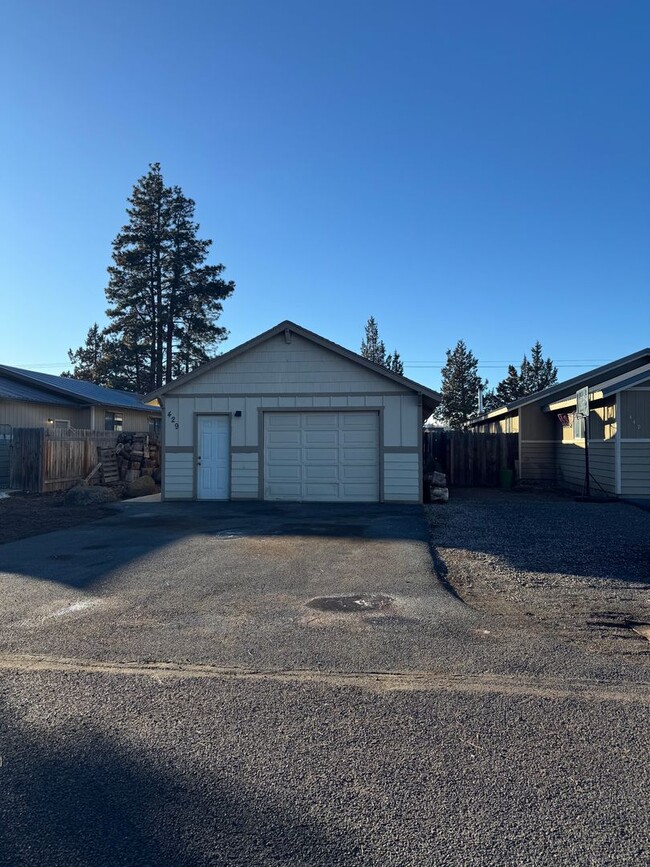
468;348;650;500
146;320;441;503
0;365;160;433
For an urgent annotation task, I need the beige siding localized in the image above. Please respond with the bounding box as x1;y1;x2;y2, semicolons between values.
620;441;650;498
520;405;557;440
383;452;420;502
0;400;156;432
519;441;556;482
621;390;650;438
589;442;616;494
0;400;89;429
557;443;584;490
163;452;194;499
231;452;258;499
161;332;423;502
167;333;408;396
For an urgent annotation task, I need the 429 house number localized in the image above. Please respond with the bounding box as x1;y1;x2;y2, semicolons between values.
167;411;179;430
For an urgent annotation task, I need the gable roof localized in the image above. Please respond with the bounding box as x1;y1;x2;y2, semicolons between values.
0;365;158;412
145;320;441;409
470;347;650;423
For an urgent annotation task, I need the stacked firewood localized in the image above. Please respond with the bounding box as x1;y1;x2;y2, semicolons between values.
115;434;161;483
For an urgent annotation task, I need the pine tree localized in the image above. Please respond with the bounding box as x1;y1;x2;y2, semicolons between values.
437;340;485;429
493;341;558;405
63;324;114;386
495;364;526;404
386;350;404;375
70;164;235;392
360;316;387;366
522;340;558;393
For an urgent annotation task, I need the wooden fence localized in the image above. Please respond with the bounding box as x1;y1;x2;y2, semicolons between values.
423;430;518;487
10;428;125;493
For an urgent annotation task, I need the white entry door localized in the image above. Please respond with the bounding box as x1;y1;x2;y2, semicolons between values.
196;415;230;500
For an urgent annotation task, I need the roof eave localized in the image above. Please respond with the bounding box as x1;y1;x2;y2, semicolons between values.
145;320;441;405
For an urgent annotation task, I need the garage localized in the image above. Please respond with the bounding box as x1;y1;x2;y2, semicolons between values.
264;411;379;502
149;320;440;504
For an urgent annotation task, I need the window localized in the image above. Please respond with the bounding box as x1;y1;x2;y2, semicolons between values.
148;416;161;434
104;411;123;432
53;419;70;429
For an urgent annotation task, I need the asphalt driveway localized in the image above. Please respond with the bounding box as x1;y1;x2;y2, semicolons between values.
0;501;476;673
1;498;648;865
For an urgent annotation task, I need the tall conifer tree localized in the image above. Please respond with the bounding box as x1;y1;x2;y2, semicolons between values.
438;340;485;429
67;164;234;392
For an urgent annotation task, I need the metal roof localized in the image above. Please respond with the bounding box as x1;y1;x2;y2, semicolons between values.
0;365;158;412
0;375;78;406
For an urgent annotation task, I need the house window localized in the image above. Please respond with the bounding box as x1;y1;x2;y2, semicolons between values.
621;390;650;438
104;411;123;432
149;416;161;434
52;419;70;429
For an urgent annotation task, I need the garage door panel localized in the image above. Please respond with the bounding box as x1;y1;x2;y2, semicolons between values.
304;482;340;499
266;414;301;429
267;430;301;445
341;429;378;444
304;465;338;480
342;483;377;500
266;447;302;462
264;411;379;502
341;464;377;481
304;413;339;427
304;430;338;445
341;447;377;462
266;465;301;481
305;447;339;462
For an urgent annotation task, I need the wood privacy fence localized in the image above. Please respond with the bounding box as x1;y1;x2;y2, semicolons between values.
10;428;125;493
423;430;518;487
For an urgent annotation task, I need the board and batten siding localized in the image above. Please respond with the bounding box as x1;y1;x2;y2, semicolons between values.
171;333;408;395
0;400;89;430
162;332;422;502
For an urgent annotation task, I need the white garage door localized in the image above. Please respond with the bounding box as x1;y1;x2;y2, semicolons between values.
264;411;379;502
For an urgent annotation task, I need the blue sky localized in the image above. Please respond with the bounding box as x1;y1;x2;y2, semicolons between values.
1;0;648;391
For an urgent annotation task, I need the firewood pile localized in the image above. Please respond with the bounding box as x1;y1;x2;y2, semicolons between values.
95;434;161;487
115;433;161;483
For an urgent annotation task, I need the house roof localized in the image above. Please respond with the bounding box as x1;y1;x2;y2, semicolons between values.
0;375;77;406
469;348;650;423
0;365;159;412
145;320;442;410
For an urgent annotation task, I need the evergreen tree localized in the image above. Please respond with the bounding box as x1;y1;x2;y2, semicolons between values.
493;341;558;405
63;324;114;386
360;316;387;366
437;340;485;429
70;164;234;392
522;340;558;393
495;364;526;404
386;350;404;375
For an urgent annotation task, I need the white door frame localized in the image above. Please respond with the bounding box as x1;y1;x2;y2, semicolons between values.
195;413;231;500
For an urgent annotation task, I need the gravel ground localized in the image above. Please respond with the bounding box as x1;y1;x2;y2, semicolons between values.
426;488;650;655
0;492;112;545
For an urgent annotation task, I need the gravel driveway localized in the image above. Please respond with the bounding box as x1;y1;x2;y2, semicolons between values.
427;488;650;657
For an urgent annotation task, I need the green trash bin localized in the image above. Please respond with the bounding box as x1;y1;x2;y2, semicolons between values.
499;468;513;490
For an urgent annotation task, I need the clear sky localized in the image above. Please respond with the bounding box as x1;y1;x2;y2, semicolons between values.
1;0;648;391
